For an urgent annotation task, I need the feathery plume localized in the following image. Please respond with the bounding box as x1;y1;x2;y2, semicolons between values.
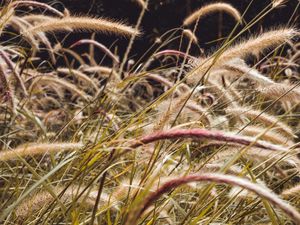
240;125;292;145
205;143;298;168
80;66;120;81
272;0;287;8
26;16;140;37
223;58;275;85
183;29;198;44
183;2;242;26
187;28;297;84
0;6;14;35
0;143;83;161
221;28;297;60
152;92;192;132
15;185;113;221
227;107;295;138
259;83;300;104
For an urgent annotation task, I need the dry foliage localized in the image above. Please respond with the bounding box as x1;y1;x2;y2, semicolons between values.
0;1;299;225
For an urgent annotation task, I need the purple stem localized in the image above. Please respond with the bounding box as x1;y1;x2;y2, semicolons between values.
133;173;300;224
130;128;286;152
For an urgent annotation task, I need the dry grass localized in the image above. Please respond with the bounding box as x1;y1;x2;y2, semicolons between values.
183;2;242;26
0;1;299;225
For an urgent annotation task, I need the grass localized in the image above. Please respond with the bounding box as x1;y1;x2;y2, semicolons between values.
0;0;299;224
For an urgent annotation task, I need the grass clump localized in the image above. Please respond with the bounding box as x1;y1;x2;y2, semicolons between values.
0;1;300;224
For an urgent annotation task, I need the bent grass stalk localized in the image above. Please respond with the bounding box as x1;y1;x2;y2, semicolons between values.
11;1;64;17
130;128;287;152
183;2;242;26
70;39;120;63
127;173;300;224
182;29;198;44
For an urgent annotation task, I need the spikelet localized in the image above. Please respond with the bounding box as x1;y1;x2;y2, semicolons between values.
182;29;198;44
228;179;267;200
0;6;14;35
281;184;300;199
25;16;140;37
240;125;293;145
183;2;242;26
205;78;240;108
0;143;83;161
223;58;275;85
153;92;191;132
226;107;295;139
222;28;297;60
187;28;297;84
15;185;113;221
207;145;299;169
259;83;300;104
272;0;286;8
152;93;210;132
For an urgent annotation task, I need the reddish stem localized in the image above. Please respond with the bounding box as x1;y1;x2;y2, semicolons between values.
130;173;300;224
131;128;286;152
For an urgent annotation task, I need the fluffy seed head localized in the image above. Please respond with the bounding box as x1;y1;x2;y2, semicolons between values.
25;16;141;37
183;2;242;26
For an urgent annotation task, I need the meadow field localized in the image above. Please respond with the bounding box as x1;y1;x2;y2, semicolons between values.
0;0;299;224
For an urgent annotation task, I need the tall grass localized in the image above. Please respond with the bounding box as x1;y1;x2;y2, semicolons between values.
0;0;299;224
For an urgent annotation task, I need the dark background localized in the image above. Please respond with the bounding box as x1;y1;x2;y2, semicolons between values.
27;0;300;61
